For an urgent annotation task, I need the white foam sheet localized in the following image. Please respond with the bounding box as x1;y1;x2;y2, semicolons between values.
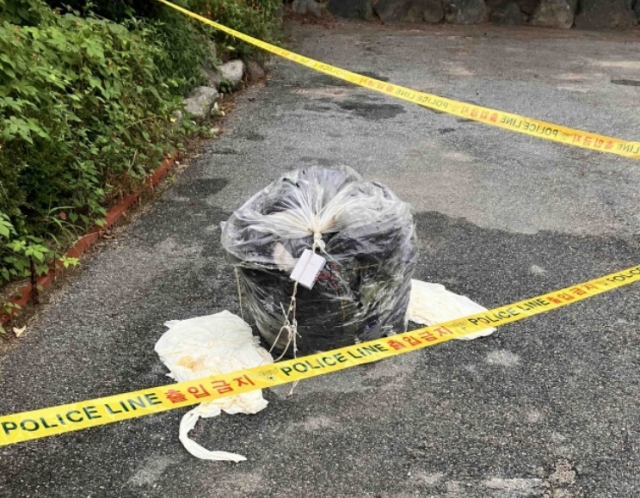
406;280;496;340
155;311;273;462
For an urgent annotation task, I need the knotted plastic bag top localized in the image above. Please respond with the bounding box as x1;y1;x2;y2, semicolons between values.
221;166;413;268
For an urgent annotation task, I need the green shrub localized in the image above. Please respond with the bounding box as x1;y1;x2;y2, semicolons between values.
149;9;212;97
38;0;284;50
33;1;283;89
42;0;163;23
0;0;47;25
38;1;214;97
0;0;284;321
185;0;283;57
0;1;186;287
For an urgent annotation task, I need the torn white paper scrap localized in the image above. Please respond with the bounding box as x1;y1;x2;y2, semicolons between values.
407;280;496;340
155;311;273;462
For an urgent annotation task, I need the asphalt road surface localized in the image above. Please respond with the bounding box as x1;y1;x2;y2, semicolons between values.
1;21;640;498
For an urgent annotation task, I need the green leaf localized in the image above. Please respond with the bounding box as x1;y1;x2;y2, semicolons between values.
0;221;11;238
60;256;79;269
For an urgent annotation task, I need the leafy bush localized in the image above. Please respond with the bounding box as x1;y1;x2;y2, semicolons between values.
0;1;186;287
39;0;284;50
185;0;283;57
39;0;284;58
149;9;212;96
34;0;283;88
39;1;214;97
0;0;47;25
43;0;163;23
0;0;284;334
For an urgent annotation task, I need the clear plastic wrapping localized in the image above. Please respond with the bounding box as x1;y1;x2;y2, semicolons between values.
221;166;417;355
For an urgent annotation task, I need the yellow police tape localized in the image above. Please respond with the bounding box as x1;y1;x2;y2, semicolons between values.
157;0;640;160
1;264;639;447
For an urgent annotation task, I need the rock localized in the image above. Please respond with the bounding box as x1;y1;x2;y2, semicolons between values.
516;0;539;14
530;0;573;28
375;0;443;23
443;0;487;24
246;51;274;75
635;0;640;19
424;0;445;21
199;40;222;90
244;59;266;81
490;0;524;23
259;55;277;73
201;67;222;90
575;0;637;29
374;0;415;22
220;60;244;86
182;86;219;121
327;0;374;19
484;0;540;16
292;0;322;17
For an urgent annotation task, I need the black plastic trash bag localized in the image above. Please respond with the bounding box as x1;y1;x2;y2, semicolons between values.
221;166;417;355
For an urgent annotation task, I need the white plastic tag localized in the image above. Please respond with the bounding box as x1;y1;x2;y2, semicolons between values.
290;249;326;290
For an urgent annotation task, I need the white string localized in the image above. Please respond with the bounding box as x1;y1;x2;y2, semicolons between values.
235;234;328;396
270;236;327;396
268;282;300;362
234;267;244;321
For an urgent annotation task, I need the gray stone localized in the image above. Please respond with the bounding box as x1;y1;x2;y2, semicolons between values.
634;0;640;18
253;52;276;73
182;86;219;121
327;0;374;19
200;41;222;90
292;0;322;17
200;67;222;90
220;60;245;85
374;0;443;23
244;50;272;72
244;59;266;82
530;0;573;28
489;0;539;13
575;0;636;29
424;0;445;21
516;0;539;14
490;0;524;23
443;0;487;24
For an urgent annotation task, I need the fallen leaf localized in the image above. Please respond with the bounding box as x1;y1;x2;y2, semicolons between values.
13;326;26;337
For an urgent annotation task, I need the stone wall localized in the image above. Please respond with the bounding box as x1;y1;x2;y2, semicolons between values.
298;0;640;29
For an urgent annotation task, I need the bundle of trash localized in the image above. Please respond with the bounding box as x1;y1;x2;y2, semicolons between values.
221;166;417;355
